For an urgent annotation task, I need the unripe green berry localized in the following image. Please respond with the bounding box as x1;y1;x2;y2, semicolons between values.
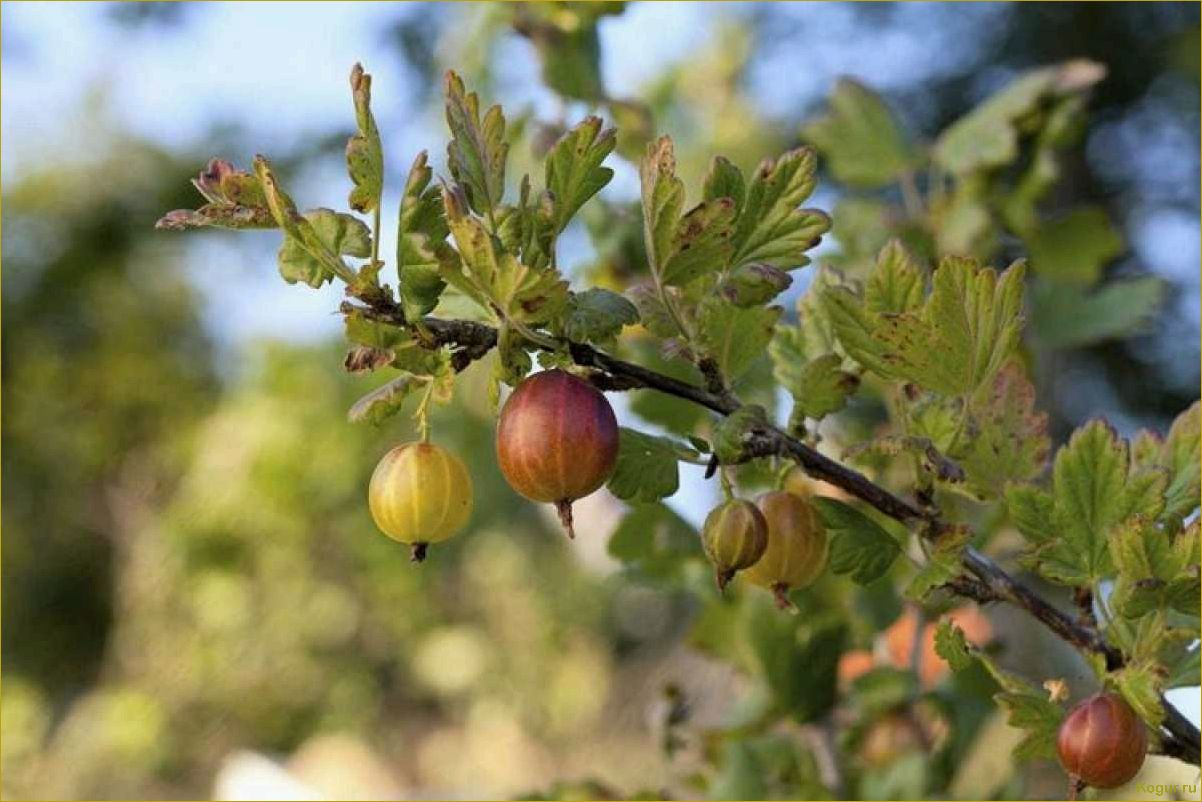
701;499;769;591
743;488;828;609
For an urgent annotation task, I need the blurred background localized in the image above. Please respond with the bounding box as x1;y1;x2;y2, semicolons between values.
2;2;1199;799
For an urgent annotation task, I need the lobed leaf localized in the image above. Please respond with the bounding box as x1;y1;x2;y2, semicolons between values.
1009;420;1168;586
696;298;781;383
544;116;616;235
444;70;509;217
346;64;384;214
396;152;452;320
1026;206;1123;287
815;498;901;585
607;427;700;503
278;209;371;288
933;60;1105;175
442;187;569;325
802;78;919;189
730;147;830;270
562;288;638;345
953;362;1051;500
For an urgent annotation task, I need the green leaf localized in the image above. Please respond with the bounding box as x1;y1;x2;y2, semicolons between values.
995;691;1065;761
607;502;698;580
933;60;1105;175
516;3;621;103
865;239;925;316
255;156;358;286
875;256;1026;396
954;362;1051;500
544;116;616;234
745;598;846;723
562;288;638;345
1018;420;1168;586
1026;206;1123;287
1145;402;1201;525
709;741;768;801
1031;277;1163;349
730;148;830;269
770;339;859;421
607;427;699;503
1005;484;1055;545
1113;661;1165;729
696;298;782;382
346;64;384;214
703;155;746;213
814;498;901;584
711;405;770;465
624;285;677;339
661;198;737;286
347;375;424;425
933;618;974;671
344;309;449;377
718;262;793;308
1110;516;1198;618
907;527;970;601
278;209;371;288
444;70;508;217
849;667;919;716
442;188;569;325
396;151;451;320
1167;646;1200;689
802;78;919;188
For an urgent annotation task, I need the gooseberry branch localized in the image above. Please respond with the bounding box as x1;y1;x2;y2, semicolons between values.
340;291;1201;766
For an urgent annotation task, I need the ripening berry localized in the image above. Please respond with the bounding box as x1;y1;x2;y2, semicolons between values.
701;499;769;591
1057;693;1148;790
884;606;993;688
496;369;619;538
743;489;828;609
368;442;473;562
838;649;876;690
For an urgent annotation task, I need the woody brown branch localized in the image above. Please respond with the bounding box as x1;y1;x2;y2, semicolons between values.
341;296;1201;766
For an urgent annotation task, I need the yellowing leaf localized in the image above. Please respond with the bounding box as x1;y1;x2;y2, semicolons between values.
952;362;1050;500
876;256;1026;396
824;249;1026;397
346;64;383;214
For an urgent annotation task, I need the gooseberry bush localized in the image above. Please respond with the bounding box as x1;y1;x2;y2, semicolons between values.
159;48;1199;798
